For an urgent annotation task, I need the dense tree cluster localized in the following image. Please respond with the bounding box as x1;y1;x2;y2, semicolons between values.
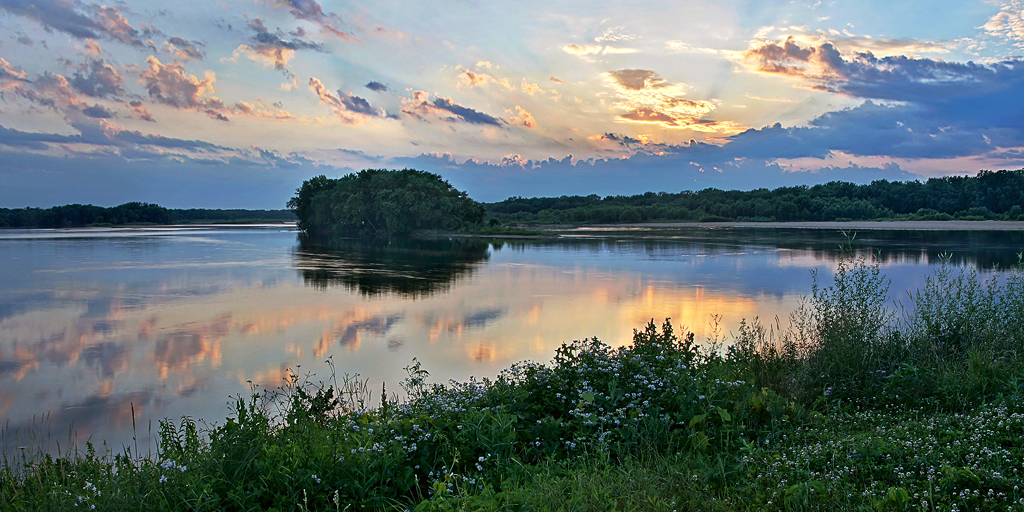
0;203;296;228
288;169;486;235
0;202;173;228
486;169;1024;224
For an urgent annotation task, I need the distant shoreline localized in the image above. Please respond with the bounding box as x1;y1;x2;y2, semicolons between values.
0;221;297;229
553;220;1024;231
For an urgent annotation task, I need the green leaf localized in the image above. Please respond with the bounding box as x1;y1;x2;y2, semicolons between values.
717;408;732;422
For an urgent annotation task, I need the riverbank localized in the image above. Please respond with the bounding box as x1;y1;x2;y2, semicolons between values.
4;256;1024;510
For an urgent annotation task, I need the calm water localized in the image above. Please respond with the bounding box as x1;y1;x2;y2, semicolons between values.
2;224;1023;455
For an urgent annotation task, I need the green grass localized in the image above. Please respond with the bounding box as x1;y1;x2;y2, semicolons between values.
4;255;1024;511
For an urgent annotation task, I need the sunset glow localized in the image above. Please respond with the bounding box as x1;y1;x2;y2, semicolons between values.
1;0;1022;207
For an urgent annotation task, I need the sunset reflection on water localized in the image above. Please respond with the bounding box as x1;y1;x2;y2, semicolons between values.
2;225;1020;454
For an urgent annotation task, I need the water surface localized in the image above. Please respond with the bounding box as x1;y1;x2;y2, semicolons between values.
2;224;1022;454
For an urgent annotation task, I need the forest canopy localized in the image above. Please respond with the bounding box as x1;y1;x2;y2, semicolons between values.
287;169;486;235
485;169;1024;224
0;202;173;228
0;203;295;228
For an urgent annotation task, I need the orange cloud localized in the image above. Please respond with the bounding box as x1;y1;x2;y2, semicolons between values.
508;105;536;129
457;67;513;90
0;58;29;90
309;77;384;124
233;98;293;120
84;39;102;57
140;56;227;119
603;69;742;133
521;81;543;95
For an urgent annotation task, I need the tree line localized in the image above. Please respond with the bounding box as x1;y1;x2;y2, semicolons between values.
485;169;1024;224
0;203;295;228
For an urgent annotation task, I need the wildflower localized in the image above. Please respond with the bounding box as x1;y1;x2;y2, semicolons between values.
160;475;167;483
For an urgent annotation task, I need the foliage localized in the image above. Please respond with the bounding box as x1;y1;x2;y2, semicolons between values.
0;202;173;228
288;169;486;235
6;257;1024;510
486;168;1024;224
0;204;295;228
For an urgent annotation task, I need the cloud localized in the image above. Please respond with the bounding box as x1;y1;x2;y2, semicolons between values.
982;0;1024;46
140;56;228;119
82;38;102;56
0;0;149;47
0;120;336;209
392;149;919;203
724;103;1006;160
603;69;741;133
594;132;648;145
741;37;1024;136
273;0;351;39
205;109;229;121
594;27;636;44
232;99;293;120
81;103;115;118
507;106;536;129
365;81;388;92
0;58;29;90
235;17;326;72
741;36;988;101
457;67;513;90
128;100;155;122
522;81;543;95
0;121;226;152
15;71;82;111
747;26;951;58
0;0;100;40
562;44;637;57
164;37;204;61
92;4;144;46
69;59;125;98
308;77;384;124
401;91;502;126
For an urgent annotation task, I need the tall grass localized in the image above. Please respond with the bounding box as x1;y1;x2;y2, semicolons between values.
4;254;1024;510
732;252;1024;410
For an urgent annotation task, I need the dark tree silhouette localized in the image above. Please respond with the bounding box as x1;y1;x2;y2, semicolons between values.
288;169;486;235
485;169;1024;225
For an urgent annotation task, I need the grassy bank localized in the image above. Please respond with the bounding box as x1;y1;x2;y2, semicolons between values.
4;255;1024;511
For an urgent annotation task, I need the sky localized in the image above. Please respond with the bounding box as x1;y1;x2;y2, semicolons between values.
1;0;1023;208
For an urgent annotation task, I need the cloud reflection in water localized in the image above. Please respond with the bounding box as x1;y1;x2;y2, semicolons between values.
3;225;1022;456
